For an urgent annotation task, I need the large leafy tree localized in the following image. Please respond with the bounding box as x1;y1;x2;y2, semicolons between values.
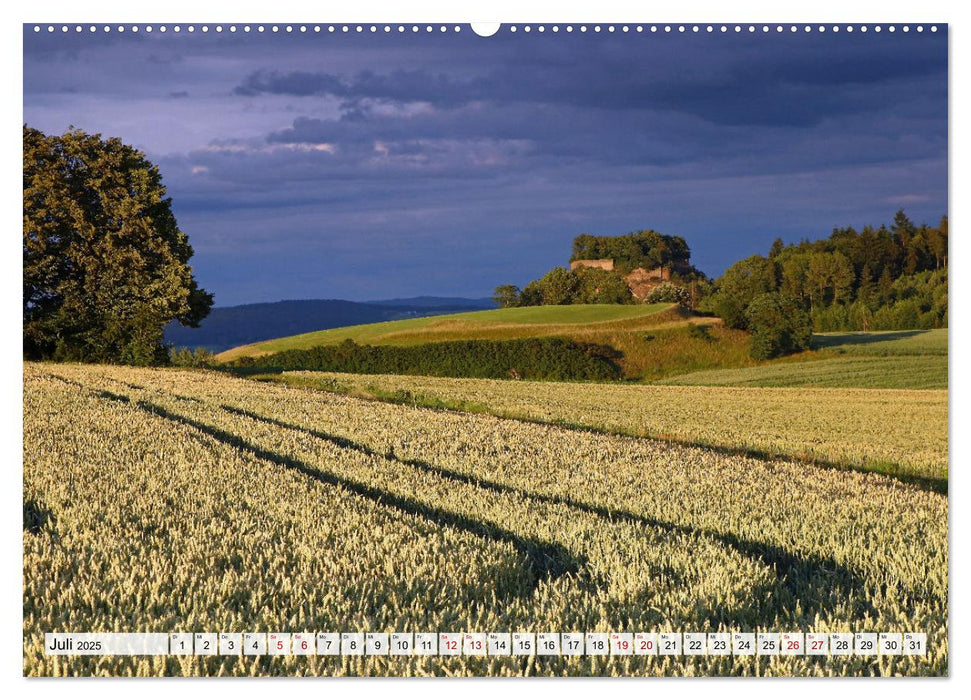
746;292;812;360
492;284;521;308
708;254;778;329
537;267;581;305
24;126;212;364
575;267;633;304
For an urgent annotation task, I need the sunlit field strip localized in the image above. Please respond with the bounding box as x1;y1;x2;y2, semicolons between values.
658;355;946;390
272;372;947;484
24;364;948;676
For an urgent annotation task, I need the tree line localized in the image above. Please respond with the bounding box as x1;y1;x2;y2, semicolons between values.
495;212;946;360
704;210;947;334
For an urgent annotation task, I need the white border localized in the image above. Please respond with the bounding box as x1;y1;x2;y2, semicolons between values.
4;1;962;697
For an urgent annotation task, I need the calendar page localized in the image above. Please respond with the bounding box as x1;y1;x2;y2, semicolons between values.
21;7;949;681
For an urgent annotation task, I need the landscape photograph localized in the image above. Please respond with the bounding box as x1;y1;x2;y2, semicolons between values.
22;22;948;677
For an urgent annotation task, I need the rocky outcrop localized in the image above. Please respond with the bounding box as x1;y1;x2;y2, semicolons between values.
624;267;671;300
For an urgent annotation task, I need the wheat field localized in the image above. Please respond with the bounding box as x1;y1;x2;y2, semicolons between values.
272;371;947;483
23;364;948;676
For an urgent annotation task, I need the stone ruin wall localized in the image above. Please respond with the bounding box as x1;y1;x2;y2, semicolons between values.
569;259;615;272
572;259;671;299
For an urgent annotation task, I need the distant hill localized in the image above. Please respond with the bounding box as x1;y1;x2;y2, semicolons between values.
164;297;496;353
367;296;495;309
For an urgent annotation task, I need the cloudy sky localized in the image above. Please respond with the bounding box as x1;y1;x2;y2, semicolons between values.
23;25;947;306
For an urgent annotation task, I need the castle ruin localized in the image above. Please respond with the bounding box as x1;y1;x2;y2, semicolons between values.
569;259;615;272
570;258;671;300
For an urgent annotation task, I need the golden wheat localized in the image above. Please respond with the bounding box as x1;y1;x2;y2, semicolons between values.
283;372;947;481
23;364;947;676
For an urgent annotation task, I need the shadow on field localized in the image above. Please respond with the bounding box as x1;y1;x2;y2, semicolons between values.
93;389;585;599
220;404;896;618
50;374;902;626
23;498;55;535
258;373;947;493
811;330;924;350
216;403;884;625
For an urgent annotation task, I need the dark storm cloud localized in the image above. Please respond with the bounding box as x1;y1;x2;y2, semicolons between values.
22;25;947;305
233;31;946;127
235;68;488;108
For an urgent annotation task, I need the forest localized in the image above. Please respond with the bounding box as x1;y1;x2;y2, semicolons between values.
705;210;948;333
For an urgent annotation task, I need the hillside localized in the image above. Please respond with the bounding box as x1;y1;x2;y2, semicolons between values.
812;328;948;356
657;355;946;390
659;329;947;389
165;297;495;353
217;303;689;361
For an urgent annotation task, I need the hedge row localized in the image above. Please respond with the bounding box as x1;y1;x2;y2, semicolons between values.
231;337;622;381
